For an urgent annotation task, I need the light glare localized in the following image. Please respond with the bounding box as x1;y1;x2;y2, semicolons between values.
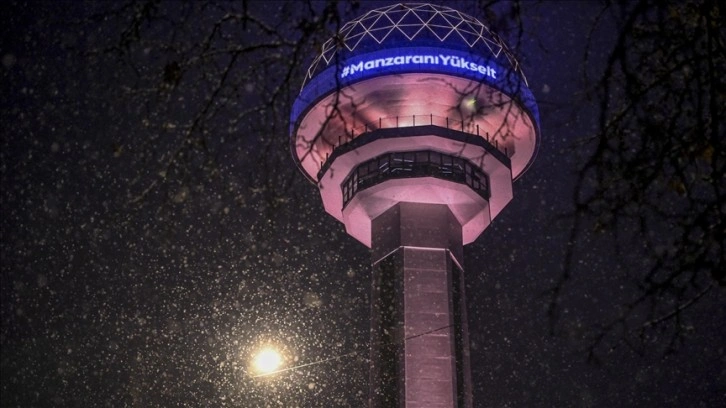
252;348;283;375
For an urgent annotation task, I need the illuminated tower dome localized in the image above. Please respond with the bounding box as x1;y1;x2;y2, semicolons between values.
290;3;540;407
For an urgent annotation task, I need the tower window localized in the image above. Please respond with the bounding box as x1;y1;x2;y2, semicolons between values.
342;150;489;207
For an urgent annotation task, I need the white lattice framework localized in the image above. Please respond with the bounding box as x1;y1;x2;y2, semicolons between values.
301;3;527;90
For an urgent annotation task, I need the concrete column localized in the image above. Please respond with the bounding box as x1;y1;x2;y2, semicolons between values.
369;203;472;408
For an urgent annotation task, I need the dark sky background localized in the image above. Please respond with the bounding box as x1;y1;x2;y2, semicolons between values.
1;1;724;407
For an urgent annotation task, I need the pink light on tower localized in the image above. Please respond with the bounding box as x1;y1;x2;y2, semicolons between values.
290;4;540;407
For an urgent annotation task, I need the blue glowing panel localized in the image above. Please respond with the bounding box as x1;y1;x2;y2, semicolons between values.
291;46;539;136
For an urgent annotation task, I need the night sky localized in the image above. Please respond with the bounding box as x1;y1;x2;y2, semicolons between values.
2;1;724;407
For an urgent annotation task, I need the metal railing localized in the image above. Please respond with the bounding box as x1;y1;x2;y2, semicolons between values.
327;114;509;157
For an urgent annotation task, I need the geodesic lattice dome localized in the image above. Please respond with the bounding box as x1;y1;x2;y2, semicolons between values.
302;3;527;90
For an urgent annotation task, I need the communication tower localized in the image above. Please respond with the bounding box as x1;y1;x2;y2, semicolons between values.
290;4;540;407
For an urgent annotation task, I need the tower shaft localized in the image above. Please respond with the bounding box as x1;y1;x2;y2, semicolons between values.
369;203;472;408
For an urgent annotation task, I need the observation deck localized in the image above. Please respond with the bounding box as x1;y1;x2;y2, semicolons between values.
289;2;540;246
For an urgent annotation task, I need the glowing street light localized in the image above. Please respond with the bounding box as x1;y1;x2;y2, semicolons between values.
247;345;358;379
250;347;284;376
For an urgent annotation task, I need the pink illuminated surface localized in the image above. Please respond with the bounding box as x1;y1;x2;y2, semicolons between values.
293;73;537;182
